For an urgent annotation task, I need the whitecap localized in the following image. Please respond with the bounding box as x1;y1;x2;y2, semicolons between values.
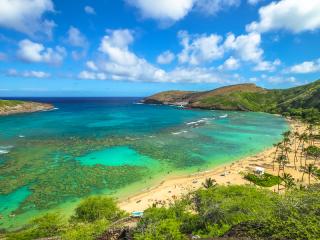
0;150;9;154
219;114;228;119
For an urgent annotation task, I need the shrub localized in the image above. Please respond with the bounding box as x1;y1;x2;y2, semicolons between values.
71;196;126;223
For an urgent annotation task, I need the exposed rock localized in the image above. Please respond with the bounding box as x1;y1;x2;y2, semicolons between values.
0;100;54;116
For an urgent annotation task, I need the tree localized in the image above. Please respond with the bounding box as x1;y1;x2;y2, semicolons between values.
71;196;126;223
301;164;318;185
304;146;320;165
202;178;216;189
281;173;295;190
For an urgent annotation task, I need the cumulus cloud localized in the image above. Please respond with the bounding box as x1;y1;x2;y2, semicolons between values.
0;0;55;38
218;56;240;70
267;76;297;84
157;51;175;64
195;0;240;15
126;0;240;24
126;0;193;22
67;26;88;48
178;31;224;65
78;29;240;84
17;39;66;65
253;59;281;72
84;5;96;15
286;59;320;74
246;0;320;33
224;32;263;63
7;68;50;78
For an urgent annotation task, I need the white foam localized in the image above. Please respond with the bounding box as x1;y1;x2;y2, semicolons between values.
19;135;25;138
219;114;228;119
0;150;9;154
172;130;188;135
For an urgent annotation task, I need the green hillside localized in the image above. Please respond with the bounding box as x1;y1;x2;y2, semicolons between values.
143;79;320;113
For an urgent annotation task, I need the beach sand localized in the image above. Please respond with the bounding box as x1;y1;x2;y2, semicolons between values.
119;119;319;213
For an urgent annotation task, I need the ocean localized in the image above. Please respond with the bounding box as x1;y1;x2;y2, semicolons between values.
0;97;288;229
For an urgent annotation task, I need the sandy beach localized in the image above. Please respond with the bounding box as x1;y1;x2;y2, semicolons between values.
119;119;318;213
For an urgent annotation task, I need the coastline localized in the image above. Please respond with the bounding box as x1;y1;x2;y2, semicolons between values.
119;118;308;213
0;101;54;116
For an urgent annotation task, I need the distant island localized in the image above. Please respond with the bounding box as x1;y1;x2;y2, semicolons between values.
142;80;320;113
0;100;54;116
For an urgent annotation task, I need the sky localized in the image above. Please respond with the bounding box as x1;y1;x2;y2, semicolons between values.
0;0;320;97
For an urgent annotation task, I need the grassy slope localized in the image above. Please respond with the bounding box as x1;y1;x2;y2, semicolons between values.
0;100;25;108
144;79;320;112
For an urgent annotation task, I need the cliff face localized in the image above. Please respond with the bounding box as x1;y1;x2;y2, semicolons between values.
0;100;54;116
142;80;320;112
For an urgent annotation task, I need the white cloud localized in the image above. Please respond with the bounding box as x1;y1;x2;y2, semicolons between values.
178;31;224;65
127;0;240;24
86;61;98;71
287;59;320;74
195;0;240;15
7;69;50;78
157;51;175;64
67;26;88;48
224;32;263;63
246;0;320;33
253;59;281;72
84;5;96;15
17;39;66;65
79;29;241;84
218;56;240;70
0;0;55;38
126;0;194;22
267;76;297;84
78;71;107;80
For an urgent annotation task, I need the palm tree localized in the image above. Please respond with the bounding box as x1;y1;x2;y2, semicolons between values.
304;146;320;165
202;178;216;189
273;142;281;171
281;173;295;190
276;154;288;192
301;164;318;185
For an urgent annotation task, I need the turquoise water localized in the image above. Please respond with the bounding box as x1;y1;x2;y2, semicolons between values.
77;146;157;167
0;97;288;229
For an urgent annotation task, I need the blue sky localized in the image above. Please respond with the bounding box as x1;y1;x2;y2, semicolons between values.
0;0;320;97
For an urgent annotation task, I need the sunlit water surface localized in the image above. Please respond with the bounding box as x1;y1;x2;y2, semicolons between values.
0;97;288;229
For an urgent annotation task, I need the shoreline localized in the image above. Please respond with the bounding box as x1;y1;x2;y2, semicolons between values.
0;101;54;116
119;118;308;213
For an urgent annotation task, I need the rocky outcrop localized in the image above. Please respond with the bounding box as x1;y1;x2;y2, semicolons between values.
0;100;54;116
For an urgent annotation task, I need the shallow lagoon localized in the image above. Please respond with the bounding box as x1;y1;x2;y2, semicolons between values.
0;97;288;229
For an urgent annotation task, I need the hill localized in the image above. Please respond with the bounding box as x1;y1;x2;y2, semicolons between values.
142;80;320;113
0;100;54;116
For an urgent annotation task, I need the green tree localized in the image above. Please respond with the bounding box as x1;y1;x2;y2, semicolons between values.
281;173;296;190
202;178;216;189
71;196;126;223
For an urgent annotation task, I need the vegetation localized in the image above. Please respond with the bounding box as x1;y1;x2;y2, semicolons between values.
134;185;320;239
143;80;320;113
244;173;281;187
71;196;127;223
0;100;24;108
4;197;122;240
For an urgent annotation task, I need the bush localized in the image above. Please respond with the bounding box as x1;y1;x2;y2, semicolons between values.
244;173;282;187
6;213;65;240
71;196;126;223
